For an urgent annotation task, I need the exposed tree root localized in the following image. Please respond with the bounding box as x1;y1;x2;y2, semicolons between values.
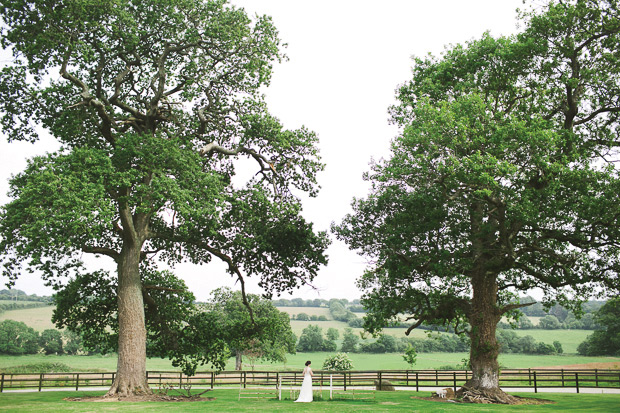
456;385;519;404
105;377;153;398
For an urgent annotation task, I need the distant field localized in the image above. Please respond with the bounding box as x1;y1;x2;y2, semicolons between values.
0;305;56;331
2;352;619;373
508;329;591;354
277;306;332;318
0;300;47;305
527;316;542;325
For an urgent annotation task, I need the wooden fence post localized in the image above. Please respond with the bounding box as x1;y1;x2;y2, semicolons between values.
75;373;79;391
39;373;43;392
416;372;419;392
595;369;598;387
435;370;438;386
453;372;457;392
343;372;347;391
1;373;4;393
533;371;537;393
211;372;214;389
561;369;565;387
575;372;579;394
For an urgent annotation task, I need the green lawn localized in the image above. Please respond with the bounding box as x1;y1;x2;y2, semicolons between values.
0;389;618;412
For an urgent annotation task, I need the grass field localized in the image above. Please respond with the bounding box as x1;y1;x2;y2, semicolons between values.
0;306;56;331
2;352;619;373
509;329;591;354
0;389;619;412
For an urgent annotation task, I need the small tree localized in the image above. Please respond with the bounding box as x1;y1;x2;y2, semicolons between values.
207;288;296;371
326;328;340;341
341;328;359;352
322;353;353;371
297;325;328;352
402;345;417;368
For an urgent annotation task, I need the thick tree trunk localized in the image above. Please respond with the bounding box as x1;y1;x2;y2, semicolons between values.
235;352;243;370
460;270;517;404
106;243;151;397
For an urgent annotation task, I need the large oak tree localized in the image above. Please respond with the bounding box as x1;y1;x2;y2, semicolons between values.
0;0;328;396
334;0;620;403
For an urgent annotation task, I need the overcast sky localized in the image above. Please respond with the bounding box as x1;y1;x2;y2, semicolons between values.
0;0;523;301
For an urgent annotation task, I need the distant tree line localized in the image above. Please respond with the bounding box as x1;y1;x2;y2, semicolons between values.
295;324;561;356
0;289;52;315
0;289;52;303
272;297;361;307
0;320;86;355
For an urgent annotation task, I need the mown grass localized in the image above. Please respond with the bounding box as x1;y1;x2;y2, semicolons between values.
0;389;619;412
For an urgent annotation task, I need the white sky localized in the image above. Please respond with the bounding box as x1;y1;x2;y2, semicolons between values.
0;0;523;301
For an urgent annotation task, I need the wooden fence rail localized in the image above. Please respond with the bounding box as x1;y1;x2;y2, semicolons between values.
1;369;618;393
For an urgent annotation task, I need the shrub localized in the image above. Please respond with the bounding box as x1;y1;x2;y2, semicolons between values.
322;353;353;371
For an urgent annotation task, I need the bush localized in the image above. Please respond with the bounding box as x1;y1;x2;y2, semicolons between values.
322;353;353;371
296;313;310;321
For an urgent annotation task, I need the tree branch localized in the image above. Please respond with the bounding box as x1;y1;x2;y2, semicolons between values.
81;245;120;261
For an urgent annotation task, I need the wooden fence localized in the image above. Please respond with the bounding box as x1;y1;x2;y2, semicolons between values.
1;369;619;393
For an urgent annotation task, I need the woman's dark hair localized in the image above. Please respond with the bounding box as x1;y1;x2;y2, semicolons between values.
305;360;311;366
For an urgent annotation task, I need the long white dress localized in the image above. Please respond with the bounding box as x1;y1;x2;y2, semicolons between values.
294;366;313;402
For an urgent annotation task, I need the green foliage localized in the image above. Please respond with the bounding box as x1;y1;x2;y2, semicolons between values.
52;269;231;374
0;320;40;355
39;329;63;355
0;0;329;390
340;328;360;353
0;362;71;374
328;300;357;323
206;287;296;369
326;327;340;341
402;344;417;367
296;324;334;352
539;315;562;330
333;0;620;387
296;313;310;321
577;298;620;356
321;352;354;371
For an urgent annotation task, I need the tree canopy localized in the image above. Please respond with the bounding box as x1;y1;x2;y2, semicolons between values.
577;298;620;356
333;0;620;403
0;0;328;396
206;287;296;370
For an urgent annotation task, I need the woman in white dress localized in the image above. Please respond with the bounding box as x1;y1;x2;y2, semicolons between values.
294;360;313;402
